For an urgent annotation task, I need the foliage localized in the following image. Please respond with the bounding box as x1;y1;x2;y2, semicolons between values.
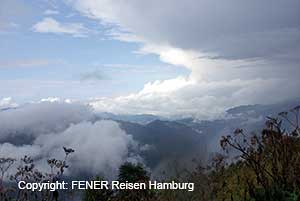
154;105;300;201
214;105;300;201
0;147;74;201
2;105;300;201
84;162;155;201
83;176;113;201
117;162;154;201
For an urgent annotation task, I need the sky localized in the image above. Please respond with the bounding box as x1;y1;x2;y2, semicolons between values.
0;0;299;119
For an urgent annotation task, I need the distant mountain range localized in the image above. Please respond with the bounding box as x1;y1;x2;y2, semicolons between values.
95;112;164;124
1;98;299;177
118;119;206;174
96;98;300;174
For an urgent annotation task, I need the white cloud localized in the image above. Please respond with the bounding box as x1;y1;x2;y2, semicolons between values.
32;17;90;37
34;120;136;176
90;77;300;119
0;121;137;178
0;97;18;110
0;102;139;177
88;42;300;119
44;9;60;15
0;102;93;140
40;97;61;102
67;0;300;118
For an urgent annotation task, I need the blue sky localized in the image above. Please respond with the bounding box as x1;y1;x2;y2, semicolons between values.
0;0;188;102
0;0;299;118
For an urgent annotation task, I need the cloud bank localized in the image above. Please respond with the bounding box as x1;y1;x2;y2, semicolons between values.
66;0;300;119
0;102;138;177
0;101;93;140
69;0;300;62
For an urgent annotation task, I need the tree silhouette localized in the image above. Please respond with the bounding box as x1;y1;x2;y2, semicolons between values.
217;105;300;200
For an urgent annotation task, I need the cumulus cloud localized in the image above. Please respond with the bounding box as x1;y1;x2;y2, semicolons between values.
35;121;136;176
87;44;299;119
0;121;136;178
67;0;300;118
0;102;140;177
32;17;90;37
0;97;18;110
90;77;300;119
0;102;93;140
